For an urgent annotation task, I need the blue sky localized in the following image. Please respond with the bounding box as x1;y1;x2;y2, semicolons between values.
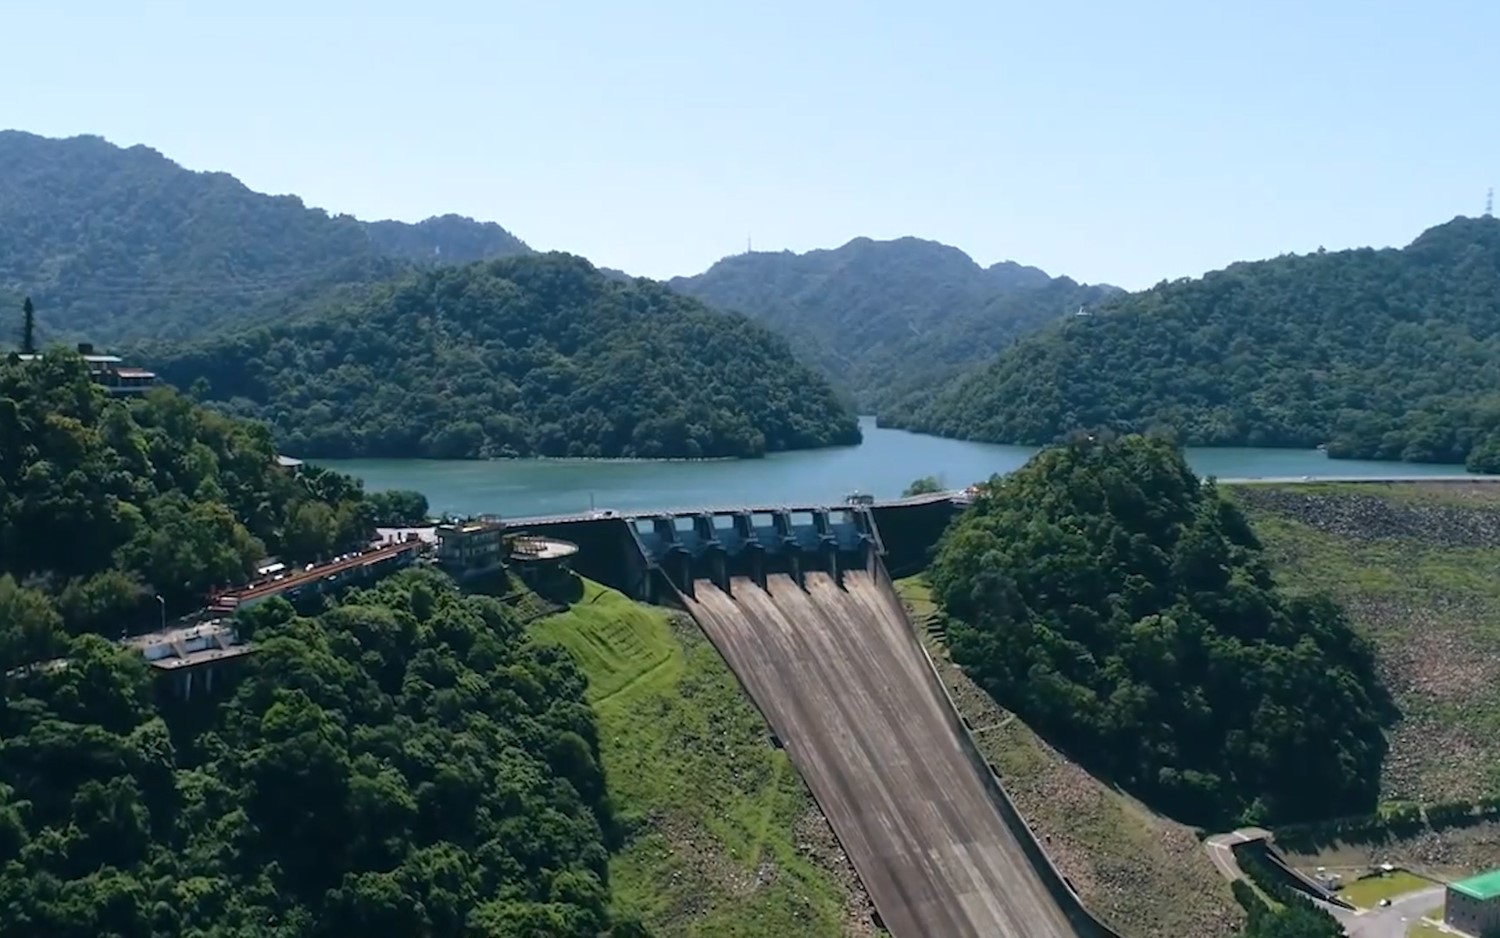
7;1;1497;288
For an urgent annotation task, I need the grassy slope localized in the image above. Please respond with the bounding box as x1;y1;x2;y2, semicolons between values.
1233;482;1500;804
529;580;872;938
1232;482;1500;879
895;577;1246;938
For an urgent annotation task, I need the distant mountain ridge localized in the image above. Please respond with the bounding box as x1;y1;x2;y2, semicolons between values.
363;213;529;264
887;215;1500;472
669;236;1117;410
0;130;530;343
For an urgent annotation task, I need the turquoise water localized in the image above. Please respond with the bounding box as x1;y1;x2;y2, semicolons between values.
315;417;1470;518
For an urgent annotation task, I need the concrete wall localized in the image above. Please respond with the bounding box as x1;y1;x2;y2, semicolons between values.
870;499;962;577
510;517;650;599
869;558;1126;938
1233;839;1353;910
508;497;963;600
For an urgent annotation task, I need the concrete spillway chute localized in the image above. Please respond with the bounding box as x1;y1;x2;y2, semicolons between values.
679;567;1090;937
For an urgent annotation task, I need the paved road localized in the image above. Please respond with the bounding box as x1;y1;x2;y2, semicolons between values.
1335;884;1446;938
1202;832;1449;938
1203;828;1271;881
687;571;1080;938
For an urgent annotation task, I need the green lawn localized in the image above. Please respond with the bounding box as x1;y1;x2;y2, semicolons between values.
1337;870;1434;909
530;579;859;937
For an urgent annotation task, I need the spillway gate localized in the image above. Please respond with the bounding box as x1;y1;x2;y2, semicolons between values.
628;505;879;597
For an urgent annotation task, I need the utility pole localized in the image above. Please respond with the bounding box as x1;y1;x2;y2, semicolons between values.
20;297;35;355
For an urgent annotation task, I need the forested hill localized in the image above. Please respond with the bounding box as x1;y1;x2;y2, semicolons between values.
930;434;1390;826
156;253;862;460
669;236;1118;410
363;213;529;263
0;131;529;343
889;216;1500;471
0;350;631;934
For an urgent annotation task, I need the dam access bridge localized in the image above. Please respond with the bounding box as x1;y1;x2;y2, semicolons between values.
511;494;1118;938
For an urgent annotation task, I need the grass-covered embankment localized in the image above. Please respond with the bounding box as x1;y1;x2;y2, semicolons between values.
895;576;1246;938
529;579;872;937
1232;482;1500;879
1233;482;1500;804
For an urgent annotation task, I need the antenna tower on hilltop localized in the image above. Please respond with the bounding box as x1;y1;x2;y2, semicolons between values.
1487;188;1494;218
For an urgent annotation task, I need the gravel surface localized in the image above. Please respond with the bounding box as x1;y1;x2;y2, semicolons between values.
1238;484;1500;802
793;809;882;937
1286;820;1500;882
1234;487;1500;548
927;643;1245;938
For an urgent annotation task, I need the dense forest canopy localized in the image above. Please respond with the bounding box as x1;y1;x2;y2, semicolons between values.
0;569;628;938
894;216;1500;471
670;237;1117;411
0;350;407;649
929;434;1391;825
155;253;862;460
0;131;529;343
363;214;529;265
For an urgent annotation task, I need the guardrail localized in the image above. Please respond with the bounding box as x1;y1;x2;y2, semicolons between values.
505;492;963;527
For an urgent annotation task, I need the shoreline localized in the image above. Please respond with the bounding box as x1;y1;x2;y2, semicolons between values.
301;453;748;466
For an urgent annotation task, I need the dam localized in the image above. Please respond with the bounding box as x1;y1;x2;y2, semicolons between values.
509;495;1117;937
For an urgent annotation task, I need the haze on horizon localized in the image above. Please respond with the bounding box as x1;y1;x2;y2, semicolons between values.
6;0;1497;289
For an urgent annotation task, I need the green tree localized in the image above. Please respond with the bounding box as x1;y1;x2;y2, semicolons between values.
890;216;1500;474
902;475;943;496
0;574;67;672
284;501;338;561
154;254;861;460
366;489;430;525
0;570;623;936
0;350;381;638
930;434;1392;825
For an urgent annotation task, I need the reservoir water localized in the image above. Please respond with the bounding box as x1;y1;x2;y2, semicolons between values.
315;418;1471;519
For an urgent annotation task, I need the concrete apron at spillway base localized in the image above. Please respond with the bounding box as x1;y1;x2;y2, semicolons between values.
683;568;1083;938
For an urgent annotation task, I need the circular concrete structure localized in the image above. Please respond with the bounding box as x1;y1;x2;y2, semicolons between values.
508;535;580;563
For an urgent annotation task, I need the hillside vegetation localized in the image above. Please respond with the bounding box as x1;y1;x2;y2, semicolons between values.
156;253;861;460
0;131;528;343
670;237;1116;411
0;569;628;937
896;575;1246;938
0;355;640;937
0;349;397;650
1236;482;1500;803
928;434;1392;826
893;216;1500;471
